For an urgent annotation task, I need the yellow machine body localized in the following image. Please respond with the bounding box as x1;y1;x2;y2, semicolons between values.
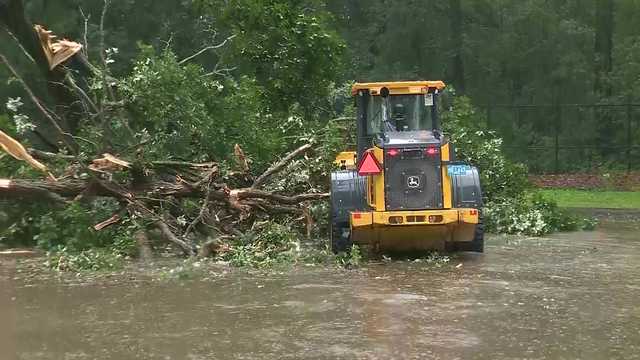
348;143;478;252
330;81;484;253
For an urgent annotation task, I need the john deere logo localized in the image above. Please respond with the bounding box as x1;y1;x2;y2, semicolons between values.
407;176;420;188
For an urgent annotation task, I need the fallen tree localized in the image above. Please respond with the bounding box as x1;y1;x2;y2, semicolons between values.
0;6;330;258
0;131;328;256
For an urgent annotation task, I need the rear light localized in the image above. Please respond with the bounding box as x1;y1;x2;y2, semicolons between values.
357;151;382;176
425;146;439;156
353;213;362;219
386;148;400;157
389;216;403;224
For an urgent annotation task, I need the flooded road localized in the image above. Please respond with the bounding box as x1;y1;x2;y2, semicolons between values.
2;221;640;359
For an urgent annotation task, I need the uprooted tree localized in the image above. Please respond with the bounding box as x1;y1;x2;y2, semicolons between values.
0;0;332;257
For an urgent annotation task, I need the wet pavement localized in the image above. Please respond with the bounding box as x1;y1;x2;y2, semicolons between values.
1;221;640;359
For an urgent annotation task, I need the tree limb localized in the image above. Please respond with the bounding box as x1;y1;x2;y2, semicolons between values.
237;189;329;204
178;34;236;65
252;143;312;188
28;148;76;161
156;220;196;256
0;178;69;203
183;171;216;237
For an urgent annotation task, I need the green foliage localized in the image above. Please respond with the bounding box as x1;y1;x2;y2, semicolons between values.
0;200;140;271
442;95;595;235
441;96;529;200
334;244;363;267
0;109;16;136
223;221;301;268
122;48;307;168
25;202;139;272
46;248;125;272
0;112;29;177
484;193;597;235
200;0;346;115
32;201;122;251
122;48;228;161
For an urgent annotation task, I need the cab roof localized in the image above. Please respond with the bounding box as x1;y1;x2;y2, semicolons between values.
351;81;446;96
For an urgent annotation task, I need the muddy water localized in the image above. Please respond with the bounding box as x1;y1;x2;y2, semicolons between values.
2;222;640;360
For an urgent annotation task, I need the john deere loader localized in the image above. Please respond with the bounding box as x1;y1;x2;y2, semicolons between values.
330;81;484;254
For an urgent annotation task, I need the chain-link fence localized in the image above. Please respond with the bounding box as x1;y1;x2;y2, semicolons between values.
483;103;640;174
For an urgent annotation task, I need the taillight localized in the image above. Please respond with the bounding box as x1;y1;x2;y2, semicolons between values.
425;146;439;156
357;151;382;176
386;148;400;157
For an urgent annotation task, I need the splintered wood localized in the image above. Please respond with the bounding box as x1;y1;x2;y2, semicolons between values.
0;130;49;174
34;25;83;70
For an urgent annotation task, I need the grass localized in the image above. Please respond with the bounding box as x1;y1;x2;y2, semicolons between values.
539;189;640;209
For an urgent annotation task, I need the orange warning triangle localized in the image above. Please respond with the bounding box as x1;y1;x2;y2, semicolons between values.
358;151;382;175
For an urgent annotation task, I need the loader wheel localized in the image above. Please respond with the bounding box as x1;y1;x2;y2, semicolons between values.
469;217;485;253
452;212;485;253
330;219;352;254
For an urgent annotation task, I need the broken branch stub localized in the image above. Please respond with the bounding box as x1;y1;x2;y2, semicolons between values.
34;24;83;70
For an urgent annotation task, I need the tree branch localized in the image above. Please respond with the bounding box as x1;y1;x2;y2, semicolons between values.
156;220;196;256
178;34;236;65
27;148;75;161
237;189;329;204
252;143;312;188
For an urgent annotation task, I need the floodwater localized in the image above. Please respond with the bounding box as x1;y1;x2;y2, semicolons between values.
2;221;640;359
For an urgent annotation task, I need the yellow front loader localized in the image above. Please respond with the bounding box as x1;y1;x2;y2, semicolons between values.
329;81;484;253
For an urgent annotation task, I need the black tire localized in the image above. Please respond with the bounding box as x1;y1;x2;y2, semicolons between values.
451;212;484;253
330;219;352;254
328;185;352;254
469;216;485;253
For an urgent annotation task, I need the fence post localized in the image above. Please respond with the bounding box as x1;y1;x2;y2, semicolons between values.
627;98;632;172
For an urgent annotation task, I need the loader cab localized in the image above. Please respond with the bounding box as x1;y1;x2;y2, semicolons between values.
352;81;445;158
365;92;437;133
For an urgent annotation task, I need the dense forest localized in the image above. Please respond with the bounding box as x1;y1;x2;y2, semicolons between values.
3;1;640;113
2;0;640;172
0;0;632;266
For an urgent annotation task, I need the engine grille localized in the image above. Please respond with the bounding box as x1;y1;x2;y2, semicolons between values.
384;148;443;210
